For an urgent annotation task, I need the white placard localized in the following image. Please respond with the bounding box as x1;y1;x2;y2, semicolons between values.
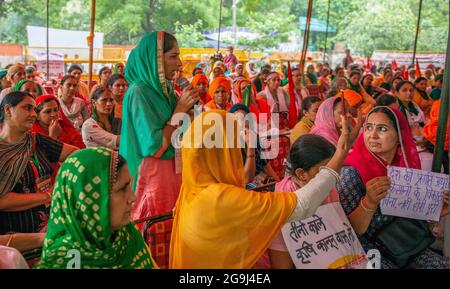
282;202;368;269
381;166;449;222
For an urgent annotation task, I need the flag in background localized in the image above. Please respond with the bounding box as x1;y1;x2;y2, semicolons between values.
287;61;298;129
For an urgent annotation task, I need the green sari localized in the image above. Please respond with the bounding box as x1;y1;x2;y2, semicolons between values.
120;32;177;189
34;148;156;269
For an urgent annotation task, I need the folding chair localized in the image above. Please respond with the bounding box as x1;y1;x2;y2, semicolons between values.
135;212;174;269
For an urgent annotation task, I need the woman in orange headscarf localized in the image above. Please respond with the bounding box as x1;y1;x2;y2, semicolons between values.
424;100;449;173
233;78;271;122
204;76;232;111
191;74;211;104
169;110;359;268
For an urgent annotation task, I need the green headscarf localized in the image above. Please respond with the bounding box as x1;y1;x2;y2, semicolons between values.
13;79;42;96
0;69;6;91
34;148;156;269
120;31;177;190
113;63;124;74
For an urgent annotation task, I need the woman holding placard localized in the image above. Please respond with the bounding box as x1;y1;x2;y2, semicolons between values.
337;106;449;269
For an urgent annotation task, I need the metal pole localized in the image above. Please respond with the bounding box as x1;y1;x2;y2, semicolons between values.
431;3;450;263
217;0;223;53
232;0;237;46
88;0;96;90
412;0;423;66
46;0;49;80
300;0;313;74
323;0;330;63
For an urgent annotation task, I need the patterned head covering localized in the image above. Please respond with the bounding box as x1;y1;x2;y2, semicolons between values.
34;148;156;269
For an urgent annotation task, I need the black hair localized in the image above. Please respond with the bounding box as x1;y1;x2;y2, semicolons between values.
36;97;59;113
192;67;203;77
107;73;127;89
301;96;322;112
98;66;111;77
349;70;361;78
376;94;398;107
68;64;83;74
289;134;335;172
367;106;398;133
117;154;126;171
395;80;414;92
61;74;76;86
260;68;270;76
414;77;427;85
0;91;34;123
91;86;110;102
333;95;343;110
229;104;250;114
163;32;177;53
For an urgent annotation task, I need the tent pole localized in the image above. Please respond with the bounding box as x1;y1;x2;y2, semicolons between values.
323;0;330;63
88;0;96;90
300;0;313;74
412;0;423;66
46;0;49;79
431;3;450;262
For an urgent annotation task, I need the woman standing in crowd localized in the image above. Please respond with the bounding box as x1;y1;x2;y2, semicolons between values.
120;31;199;268
169;109;360;268
290;96;322;144
0;91;78;238
204;77;232;111
338;106;448;268
58;75;90;130
34;148;157;269
82;87;121;150
32;94;85;149
107;74;128;120
0;64;25;100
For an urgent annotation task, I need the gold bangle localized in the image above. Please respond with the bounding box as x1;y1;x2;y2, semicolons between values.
6;234;15;247
360;197;376;212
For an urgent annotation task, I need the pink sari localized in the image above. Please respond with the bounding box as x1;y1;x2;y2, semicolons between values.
310;97;340;146
132;157;182;269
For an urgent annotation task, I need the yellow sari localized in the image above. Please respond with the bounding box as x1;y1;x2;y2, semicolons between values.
169;110;297;268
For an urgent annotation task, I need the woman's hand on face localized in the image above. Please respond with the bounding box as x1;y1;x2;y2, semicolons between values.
441;190;449;217
49;119;62;139
365;176;391;208
175;86;200;114
336;110;362;153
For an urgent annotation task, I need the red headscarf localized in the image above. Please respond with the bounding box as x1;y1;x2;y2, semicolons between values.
32;95;86;149
344;106;421;185
191;74;211;104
